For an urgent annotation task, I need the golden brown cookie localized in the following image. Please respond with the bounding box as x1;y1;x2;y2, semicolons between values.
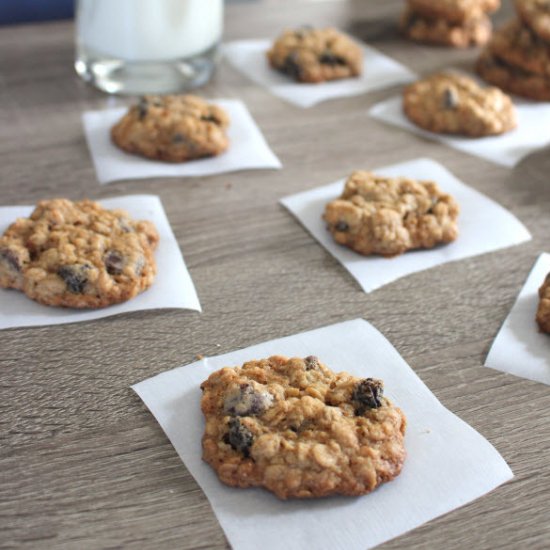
476;49;550;101
403;73;517;136
111;95;229;162
323;171;459;257
536;273;550;333
400;8;492;48
515;0;550;42
489;19;550;77
408;0;500;23
200;355;406;499
0;199;159;308
266;27;363;83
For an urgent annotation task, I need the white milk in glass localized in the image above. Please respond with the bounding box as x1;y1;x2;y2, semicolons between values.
75;0;223;94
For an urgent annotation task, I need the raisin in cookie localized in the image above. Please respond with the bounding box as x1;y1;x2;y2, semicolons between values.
0;199;159;308
266;27;363;83
111;95;229;162
489;19;550;77
408;0;500;24
536;273;550;333
516;0;550;42
323;171;459;257
403;73;516;136
401;8;492;47
476;49;550;101
201;355;406;499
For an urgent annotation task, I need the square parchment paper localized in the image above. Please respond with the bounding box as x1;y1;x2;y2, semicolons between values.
281;158;531;293
485;253;550;385
223;40;415;108
133;318;513;550
369;96;550;167
0;195;200;329
82;99;282;184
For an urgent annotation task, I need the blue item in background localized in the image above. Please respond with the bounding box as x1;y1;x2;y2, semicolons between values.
0;0;74;25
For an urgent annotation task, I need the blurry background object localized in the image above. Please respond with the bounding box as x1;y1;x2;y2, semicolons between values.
0;0;74;24
74;0;224;95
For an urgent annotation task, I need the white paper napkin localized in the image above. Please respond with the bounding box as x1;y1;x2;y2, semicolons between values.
133;318;513;550
485;253;550;385
82;99;282;185
281;158;531;293
0;195;200;329
369;96;550;167
223;39;415;108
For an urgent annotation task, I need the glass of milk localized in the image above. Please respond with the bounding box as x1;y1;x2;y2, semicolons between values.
75;0;223;95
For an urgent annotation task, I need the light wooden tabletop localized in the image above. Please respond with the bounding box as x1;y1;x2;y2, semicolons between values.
1;0;550;548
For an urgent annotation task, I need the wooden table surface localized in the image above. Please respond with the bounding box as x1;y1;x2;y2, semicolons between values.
1;0;550;548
